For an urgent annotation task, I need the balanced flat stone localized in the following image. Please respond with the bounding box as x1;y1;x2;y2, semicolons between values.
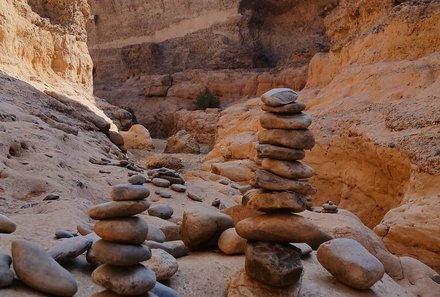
245;241;303;287
261;88;298;107
92;264;156;296
258;129;315;150
261;101;306;113
235;213;332;249
146;249;178;281
251;169;316;195
93;240;151;266
257;144;305;161
180;208;234;251
0;253;14;288
111;184;150;201
48;235;93;263
148;204;174;219
89;200;150;220
11;240;78;296
218;228;246;255
95;216;148;244
260;112;312;130
242;189;308;213
261;159;315;179
317;238;385;289
0;214;16;233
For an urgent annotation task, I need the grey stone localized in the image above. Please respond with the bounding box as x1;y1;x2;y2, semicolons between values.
245;241;303;286
128;174;148;185
93;240;151;266
145;249;178;281
257;144;305;161
89;200;150;220
159;191;172;198
170;184;186;193
151;282;181;297
48;235;93;263
148;204;174;219
291;243;313;257
147;224;166;243
92;264;156;295
11;240;78;296
145;241;188;258
55;229;77;239
260;112;312;130
111;184;150;201
261;88;298;107
317;238;385;289
152;178;171;187
0;253;13;288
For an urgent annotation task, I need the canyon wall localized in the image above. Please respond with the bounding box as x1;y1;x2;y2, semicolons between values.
86;0;337;136
206;0;440;271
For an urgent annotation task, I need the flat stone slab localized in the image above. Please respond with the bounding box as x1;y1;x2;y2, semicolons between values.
111;184;150;201
260;112;312;130
258;129;315;150
261;159;315;180
257;144;305;161
89;200;150;220
261;101;306;114
261;88;298;107
251;169;316;195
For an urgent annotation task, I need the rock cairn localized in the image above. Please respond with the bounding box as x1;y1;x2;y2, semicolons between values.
89;182;156;296
236;88;332;288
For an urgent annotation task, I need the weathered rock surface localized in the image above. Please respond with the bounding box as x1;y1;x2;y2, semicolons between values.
92;264;156;295
180;208;234;251
89;200;150;219
236;213;332;249
211;160;257;182
165;130;200;154
218;228;247;255
111;184;150;201
93;240;151;266
242;189;308;212
120;124;154;150
260;88;298;107
11;240;78;296
95;217;148;244
245;241;303;287
317;238;385;289
146;249;178;281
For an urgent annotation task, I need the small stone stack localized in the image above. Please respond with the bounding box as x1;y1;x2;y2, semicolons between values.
236;88;332;289
89;183;156;296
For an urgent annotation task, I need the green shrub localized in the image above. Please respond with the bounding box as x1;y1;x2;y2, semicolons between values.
194;90;220;110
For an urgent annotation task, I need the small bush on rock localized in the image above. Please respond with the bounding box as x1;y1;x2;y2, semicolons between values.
195;90;220;110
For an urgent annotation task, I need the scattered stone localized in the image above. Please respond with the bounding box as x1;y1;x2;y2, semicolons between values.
95;217;148;244
251;169;316;195
212;198;221;207
291;243;313;257
111;184;150;201
146;154;183;170
260;112;312;130
317;238;385;289
245;241;303;287
218;228;247;255
261;159;315;179
155;189;161;195
11;240;78;296
43;194;60;201
257;144;305;161
242;189;308;213
148;204;174;220
219;179;231;185
258;129;315;150
108;130;125;146
145;241;188;258
432;274;440;284
237;185;253;194
55;229;77;239
152;178;171;188
180;208;234;251
171;184;186;193
159;191;172;198
164;130;200;154
48;236;93;263
186;190;204;202
92;264;156;296
93;240;151;266
128;174;148;185
322;201;338;213
0;253;14;288
0;214;16;233
89;200;150;220
236;213;332;249
77;222;94;235
261;88;298;107
159;175;185;185
147;224;166;243
151;282;181;297
146;249;178;281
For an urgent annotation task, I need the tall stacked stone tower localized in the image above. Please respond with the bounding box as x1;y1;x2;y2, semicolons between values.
236;88;332;289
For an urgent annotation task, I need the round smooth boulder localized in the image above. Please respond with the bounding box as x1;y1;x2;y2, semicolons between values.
245;241;303;287
0;214;16;233
95;216;148;244
317;238;385;289
218;228;246;255
89;200;150;220
93;240;151;266
148;204;174;220
92;264;156;295
0;253;14;288
180;208;234;251
111;184;150;201
235;213;332;249
11;240;78;296
146;249;178;281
